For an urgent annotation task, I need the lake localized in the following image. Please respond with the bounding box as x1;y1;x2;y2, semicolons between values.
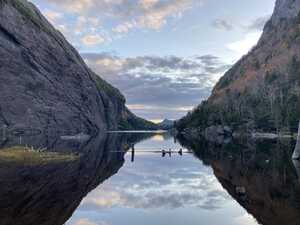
0;131;299;225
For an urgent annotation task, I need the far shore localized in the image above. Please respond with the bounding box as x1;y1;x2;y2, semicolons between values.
180;128;299;140
250;132;298;140
107;130;167;134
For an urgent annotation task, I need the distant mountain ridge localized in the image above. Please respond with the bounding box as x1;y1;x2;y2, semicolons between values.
158;119;174;129
177;0;300;133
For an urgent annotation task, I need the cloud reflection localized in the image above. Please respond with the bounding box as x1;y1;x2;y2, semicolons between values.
78;150;230;212
66;135;260;225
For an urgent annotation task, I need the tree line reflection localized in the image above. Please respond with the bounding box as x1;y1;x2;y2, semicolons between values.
0;130;299;225
178;135;300;225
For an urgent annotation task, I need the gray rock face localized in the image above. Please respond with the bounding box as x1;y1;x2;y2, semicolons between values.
271;0;300;25
0;0;128;134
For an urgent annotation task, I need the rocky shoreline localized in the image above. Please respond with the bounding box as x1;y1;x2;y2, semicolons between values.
179;125;298;143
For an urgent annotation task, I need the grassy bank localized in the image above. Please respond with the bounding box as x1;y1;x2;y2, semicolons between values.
0;146;79;165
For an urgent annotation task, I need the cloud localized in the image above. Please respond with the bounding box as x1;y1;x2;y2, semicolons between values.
234;214;258;225
212;15;271;32
246;15;270;31
112;22;135;34
81;34;105;46
73;218;99;225
37;0;202;50
82;52;231;120
43;9;62;24
43;0;202;32
212;19;234;31
135;0;199;30
227;32;262;55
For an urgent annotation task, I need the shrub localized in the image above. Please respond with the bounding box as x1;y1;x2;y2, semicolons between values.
265;71;280;84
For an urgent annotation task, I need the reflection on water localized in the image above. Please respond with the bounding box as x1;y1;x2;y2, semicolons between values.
0;132;299;225
180;137;300;225
0;132;150;225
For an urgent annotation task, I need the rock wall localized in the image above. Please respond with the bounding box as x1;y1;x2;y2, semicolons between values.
0;0;140;134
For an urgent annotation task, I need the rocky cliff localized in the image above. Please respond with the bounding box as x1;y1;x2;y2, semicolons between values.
0;0;156;134
177;0;300;133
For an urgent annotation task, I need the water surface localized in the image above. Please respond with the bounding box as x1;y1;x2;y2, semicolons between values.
65;133;288;225
0;132;299;225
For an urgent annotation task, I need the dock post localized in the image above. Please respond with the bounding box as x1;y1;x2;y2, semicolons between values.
293;121;300;160
131;144;135;162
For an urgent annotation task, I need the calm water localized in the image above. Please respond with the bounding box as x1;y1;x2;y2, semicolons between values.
0;131;299;225
66;133;258;225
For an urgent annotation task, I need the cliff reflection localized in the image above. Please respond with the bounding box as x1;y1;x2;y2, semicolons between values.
0;132;151;225
179;137;300;225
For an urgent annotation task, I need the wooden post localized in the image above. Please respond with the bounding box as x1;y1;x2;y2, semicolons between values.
131;144;135;162
292;121;300;160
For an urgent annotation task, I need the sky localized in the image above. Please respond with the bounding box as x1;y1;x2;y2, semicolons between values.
31;0;276;122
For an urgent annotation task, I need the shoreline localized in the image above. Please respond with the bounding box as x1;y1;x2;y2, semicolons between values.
250;132;298;140
179;127;298;141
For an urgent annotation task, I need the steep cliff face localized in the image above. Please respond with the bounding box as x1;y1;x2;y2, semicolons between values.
0;0;155;134
178;0;300;133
